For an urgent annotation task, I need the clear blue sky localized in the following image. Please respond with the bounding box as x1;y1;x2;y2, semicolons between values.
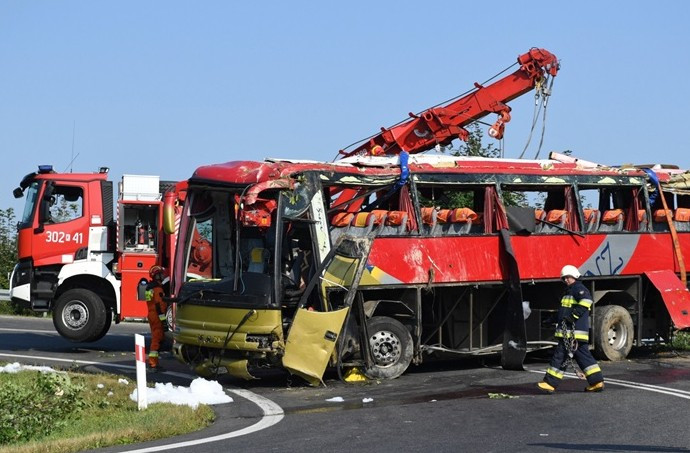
1;1;689;215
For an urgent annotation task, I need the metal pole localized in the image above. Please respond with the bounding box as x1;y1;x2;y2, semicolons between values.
135;334;148;410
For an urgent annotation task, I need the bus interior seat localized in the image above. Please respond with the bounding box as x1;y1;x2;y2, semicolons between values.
599;209;625;232
652;209;671;232
247;246;269;273
433;209;452;236
381;210;408;235
583;209;600;233
469;213;484;234
541;209;567;234
638;209;649;232
350;212;375;236
330;212;354;244
447;207;477;234
534;209;546;233
239;235;264;269
370;209;389;235
674;208;690;231
349;210;387;237
421;207;437;235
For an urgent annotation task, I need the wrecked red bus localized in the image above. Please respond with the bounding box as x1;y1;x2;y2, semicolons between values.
166;151;690;384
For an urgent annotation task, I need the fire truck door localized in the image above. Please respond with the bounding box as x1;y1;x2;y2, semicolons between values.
33;182;90;267
282;236;373;385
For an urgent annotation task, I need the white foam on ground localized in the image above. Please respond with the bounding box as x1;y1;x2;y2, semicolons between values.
129;377;233;409
0;362;60;374
2;362;233;410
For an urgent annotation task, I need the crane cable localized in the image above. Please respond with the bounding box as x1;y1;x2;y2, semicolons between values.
533;75;556;160
517;86;543;159
518;75;555;159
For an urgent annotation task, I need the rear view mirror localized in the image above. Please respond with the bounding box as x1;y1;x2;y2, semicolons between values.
163;191;177;235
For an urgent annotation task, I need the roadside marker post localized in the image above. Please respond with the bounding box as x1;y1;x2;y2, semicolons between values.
135;334;148;410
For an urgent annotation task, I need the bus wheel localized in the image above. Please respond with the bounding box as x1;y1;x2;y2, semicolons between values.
593;305;634;361
52;289;108;343
363;316;413;380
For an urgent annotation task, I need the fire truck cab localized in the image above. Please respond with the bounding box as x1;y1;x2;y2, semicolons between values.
10;165;176;342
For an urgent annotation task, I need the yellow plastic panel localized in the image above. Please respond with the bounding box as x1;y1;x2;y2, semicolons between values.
282;307;349;386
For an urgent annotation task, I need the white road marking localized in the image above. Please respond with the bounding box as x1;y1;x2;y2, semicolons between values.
0;326;145;336
0;352;284;451
526;367;690;399
0;327;60;333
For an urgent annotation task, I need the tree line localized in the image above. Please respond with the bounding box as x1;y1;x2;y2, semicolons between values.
0;208;17;289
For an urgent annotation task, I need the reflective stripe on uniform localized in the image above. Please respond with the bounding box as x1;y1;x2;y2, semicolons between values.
546;367;564;380
584;364;601;376
576;298;593;309
574;330;589;341
561;295;575;308
148;350;159;358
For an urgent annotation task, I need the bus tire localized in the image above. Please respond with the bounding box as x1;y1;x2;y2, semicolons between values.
363;316;413;380
52;289;108;343
593;305;634;361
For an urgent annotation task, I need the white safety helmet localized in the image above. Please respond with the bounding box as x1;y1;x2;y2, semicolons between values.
560;265;581;280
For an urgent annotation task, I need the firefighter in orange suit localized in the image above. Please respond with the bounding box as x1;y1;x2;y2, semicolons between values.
145;265;168;369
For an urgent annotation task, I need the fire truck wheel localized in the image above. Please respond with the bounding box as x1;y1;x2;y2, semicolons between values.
89;309;113;342
593;305;634;361
363;316;413;380
52;289;108;343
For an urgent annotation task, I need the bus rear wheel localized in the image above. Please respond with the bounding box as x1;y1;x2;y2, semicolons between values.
363;316;413;380
53;289;108;342
593;305;634;361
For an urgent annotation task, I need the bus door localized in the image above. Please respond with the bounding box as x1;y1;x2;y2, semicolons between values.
282;235;374;386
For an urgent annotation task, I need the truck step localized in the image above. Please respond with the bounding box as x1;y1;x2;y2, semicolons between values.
31;300;50;311
32;289;55;298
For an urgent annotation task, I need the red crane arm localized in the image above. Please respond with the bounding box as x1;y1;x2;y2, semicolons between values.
339;48;559;158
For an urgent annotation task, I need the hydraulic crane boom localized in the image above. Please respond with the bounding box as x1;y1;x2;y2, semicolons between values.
339;48;559;158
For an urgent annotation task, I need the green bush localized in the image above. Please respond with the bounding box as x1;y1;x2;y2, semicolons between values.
671;330;690;351
0;300;36;316
0;372;85;445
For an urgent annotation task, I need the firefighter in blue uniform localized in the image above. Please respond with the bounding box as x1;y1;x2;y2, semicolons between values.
538;265;605;393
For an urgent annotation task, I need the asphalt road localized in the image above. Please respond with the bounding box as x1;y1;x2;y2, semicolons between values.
2;315;690;453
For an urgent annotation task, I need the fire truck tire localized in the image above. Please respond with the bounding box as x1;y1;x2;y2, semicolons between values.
363;316;413;380
52;289;108;343
593;305;634;361
89;309;113;343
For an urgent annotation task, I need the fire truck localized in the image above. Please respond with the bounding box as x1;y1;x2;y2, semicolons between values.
9;167;187;342
169;48;686;384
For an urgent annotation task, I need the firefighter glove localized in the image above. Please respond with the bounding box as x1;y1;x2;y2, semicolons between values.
563;313;576;325
145;289;153;301
159;314;168;331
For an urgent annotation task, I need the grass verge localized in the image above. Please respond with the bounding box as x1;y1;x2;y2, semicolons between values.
0;367;215;453
0;300;41;316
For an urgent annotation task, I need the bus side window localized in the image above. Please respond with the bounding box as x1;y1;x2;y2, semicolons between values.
416;185;485;235
578;185;649;233
500;185;577;235
597;186;648;233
